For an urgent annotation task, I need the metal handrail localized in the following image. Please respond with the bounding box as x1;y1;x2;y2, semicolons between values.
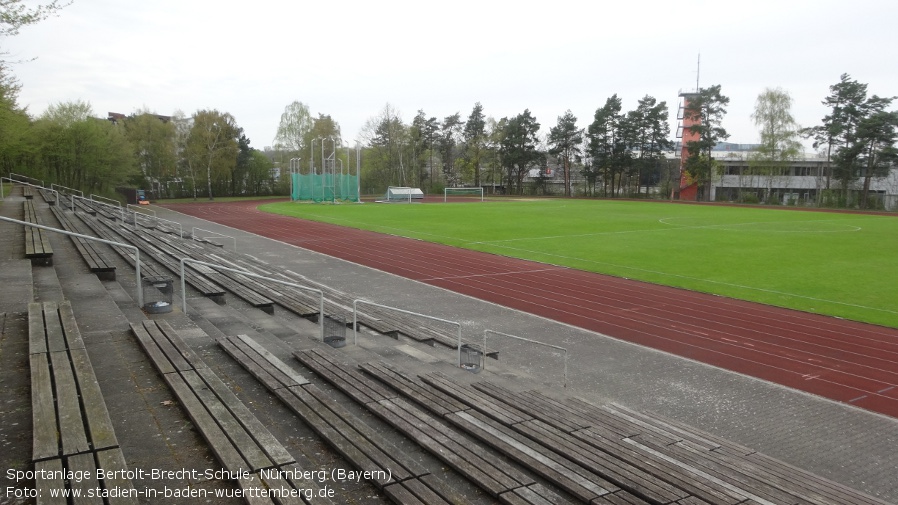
177;257;325;340
50;183;83;198
9;172;43;187
484;329;568;387
0;215;143;306
0;178;59;203
352;299;464;367
90;194;122;207
126;204;155;217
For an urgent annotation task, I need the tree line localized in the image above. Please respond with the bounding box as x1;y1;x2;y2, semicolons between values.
273;97;680;198
3;2;896;206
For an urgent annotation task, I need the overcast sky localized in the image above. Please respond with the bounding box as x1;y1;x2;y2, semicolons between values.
5;0;897;151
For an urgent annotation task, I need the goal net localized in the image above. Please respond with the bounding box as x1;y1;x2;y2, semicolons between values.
444;187;484;202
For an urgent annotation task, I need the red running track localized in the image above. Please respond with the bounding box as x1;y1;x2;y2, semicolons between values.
161;200;898;418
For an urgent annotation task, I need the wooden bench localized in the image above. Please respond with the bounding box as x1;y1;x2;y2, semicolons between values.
131;320;295;474
127;229;274;311
603;403;893;505
220;336;435;496
50;205;117;280
72;197;98;216
185;243;500;355
469;381;895;505
77;217;227;302
430;375;749;504
28;301;139;504
364;367;642;504
23;200;53;265
23;185;35;199
292;350;540;501
39;188;56;206
29;301;119;459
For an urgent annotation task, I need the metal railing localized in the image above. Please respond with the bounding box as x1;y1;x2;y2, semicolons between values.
50;183;83;198
126;204;155;217
0;178;59;203
0;215;143;306
9;172;43;187
90;194;122;208
483;329;568;387
352;299;465;367
177;257;325;339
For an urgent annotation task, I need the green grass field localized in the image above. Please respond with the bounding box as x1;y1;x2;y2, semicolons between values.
259;198;898;329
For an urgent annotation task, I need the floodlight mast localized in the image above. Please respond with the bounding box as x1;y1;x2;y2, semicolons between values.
289;158;300;200
356;141;362;203
327;137;337;203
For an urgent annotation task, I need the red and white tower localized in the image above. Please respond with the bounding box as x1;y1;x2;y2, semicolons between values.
675;91;701;201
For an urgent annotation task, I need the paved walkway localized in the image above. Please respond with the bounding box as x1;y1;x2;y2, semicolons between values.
150;203;898;503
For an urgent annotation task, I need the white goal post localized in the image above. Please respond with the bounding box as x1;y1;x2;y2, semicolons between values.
443;187;484;202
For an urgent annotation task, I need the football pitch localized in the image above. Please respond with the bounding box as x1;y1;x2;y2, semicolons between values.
259;198;898;329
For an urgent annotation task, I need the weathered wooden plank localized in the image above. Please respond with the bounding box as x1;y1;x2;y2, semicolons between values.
34;458;67;505
514;419;686;504
228;336;302;389
94;448;140;505
640;439;812;505
473;383;588;433
141;320;192;372
599;490;655;505
367;399;510;497
501;483;581;505
69;348;118;451
275;387;386;487
43;302;67;353
130;322;176;375
58;301;86;350
235;474;279;505
396;478;456;505
66;452;104;505
421;373;531;425
181;369;273;472
153;320;208;369
194;366;295;468
276;463;339;505
49;350;90;456
449;410;614;503
162;371;248;471
219;337;284;391
29;302;47;354
251;470;306;505
294;349;394;404
383;482;428;505
302;384;427;479
30;352;59;461
291;385;398;487
236;334;309;387
359;361;467;416
572;428;747;505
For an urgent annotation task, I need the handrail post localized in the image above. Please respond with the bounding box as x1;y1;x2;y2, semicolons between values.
353;299;464;368
484;329;568;387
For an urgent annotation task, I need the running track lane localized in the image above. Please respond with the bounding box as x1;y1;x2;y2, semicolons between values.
160;200;898;418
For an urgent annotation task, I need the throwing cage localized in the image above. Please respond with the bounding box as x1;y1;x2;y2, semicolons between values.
291;139;361;203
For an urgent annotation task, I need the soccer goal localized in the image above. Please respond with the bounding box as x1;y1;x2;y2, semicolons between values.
444;187;484;202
